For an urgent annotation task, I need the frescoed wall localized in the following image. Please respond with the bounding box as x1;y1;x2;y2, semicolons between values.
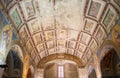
100;49;120;78
0;9;12;64
112;21;120;50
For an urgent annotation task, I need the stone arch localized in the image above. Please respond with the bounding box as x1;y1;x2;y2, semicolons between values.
10;44;24;62
2;45;24;78
100;48;120;78
99;40;120;61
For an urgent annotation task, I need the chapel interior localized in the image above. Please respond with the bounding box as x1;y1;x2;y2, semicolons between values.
0;0;120;78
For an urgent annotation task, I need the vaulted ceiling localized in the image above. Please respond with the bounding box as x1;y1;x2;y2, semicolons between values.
1;0;120;68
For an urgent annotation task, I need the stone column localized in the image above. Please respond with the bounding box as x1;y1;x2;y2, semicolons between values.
93;54;102;78
78;68;89;78
0;68;4;78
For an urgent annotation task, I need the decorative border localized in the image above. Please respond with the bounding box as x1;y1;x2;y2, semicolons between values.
38;54;84;68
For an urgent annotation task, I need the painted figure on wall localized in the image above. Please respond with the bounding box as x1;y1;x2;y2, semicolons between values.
0;25;12;52
114;30;120;47
0;10;12;53
112;24;120;50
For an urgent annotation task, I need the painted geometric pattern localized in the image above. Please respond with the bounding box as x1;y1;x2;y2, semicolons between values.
2;0;118;66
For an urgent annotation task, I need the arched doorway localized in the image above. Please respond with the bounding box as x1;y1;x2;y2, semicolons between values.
2;50;23;78
44;60;79;78
101;48;120;78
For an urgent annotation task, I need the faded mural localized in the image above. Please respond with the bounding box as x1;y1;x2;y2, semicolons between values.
0;9;12;64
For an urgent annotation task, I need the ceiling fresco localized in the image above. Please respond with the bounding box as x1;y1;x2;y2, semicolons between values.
0;0;119;67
